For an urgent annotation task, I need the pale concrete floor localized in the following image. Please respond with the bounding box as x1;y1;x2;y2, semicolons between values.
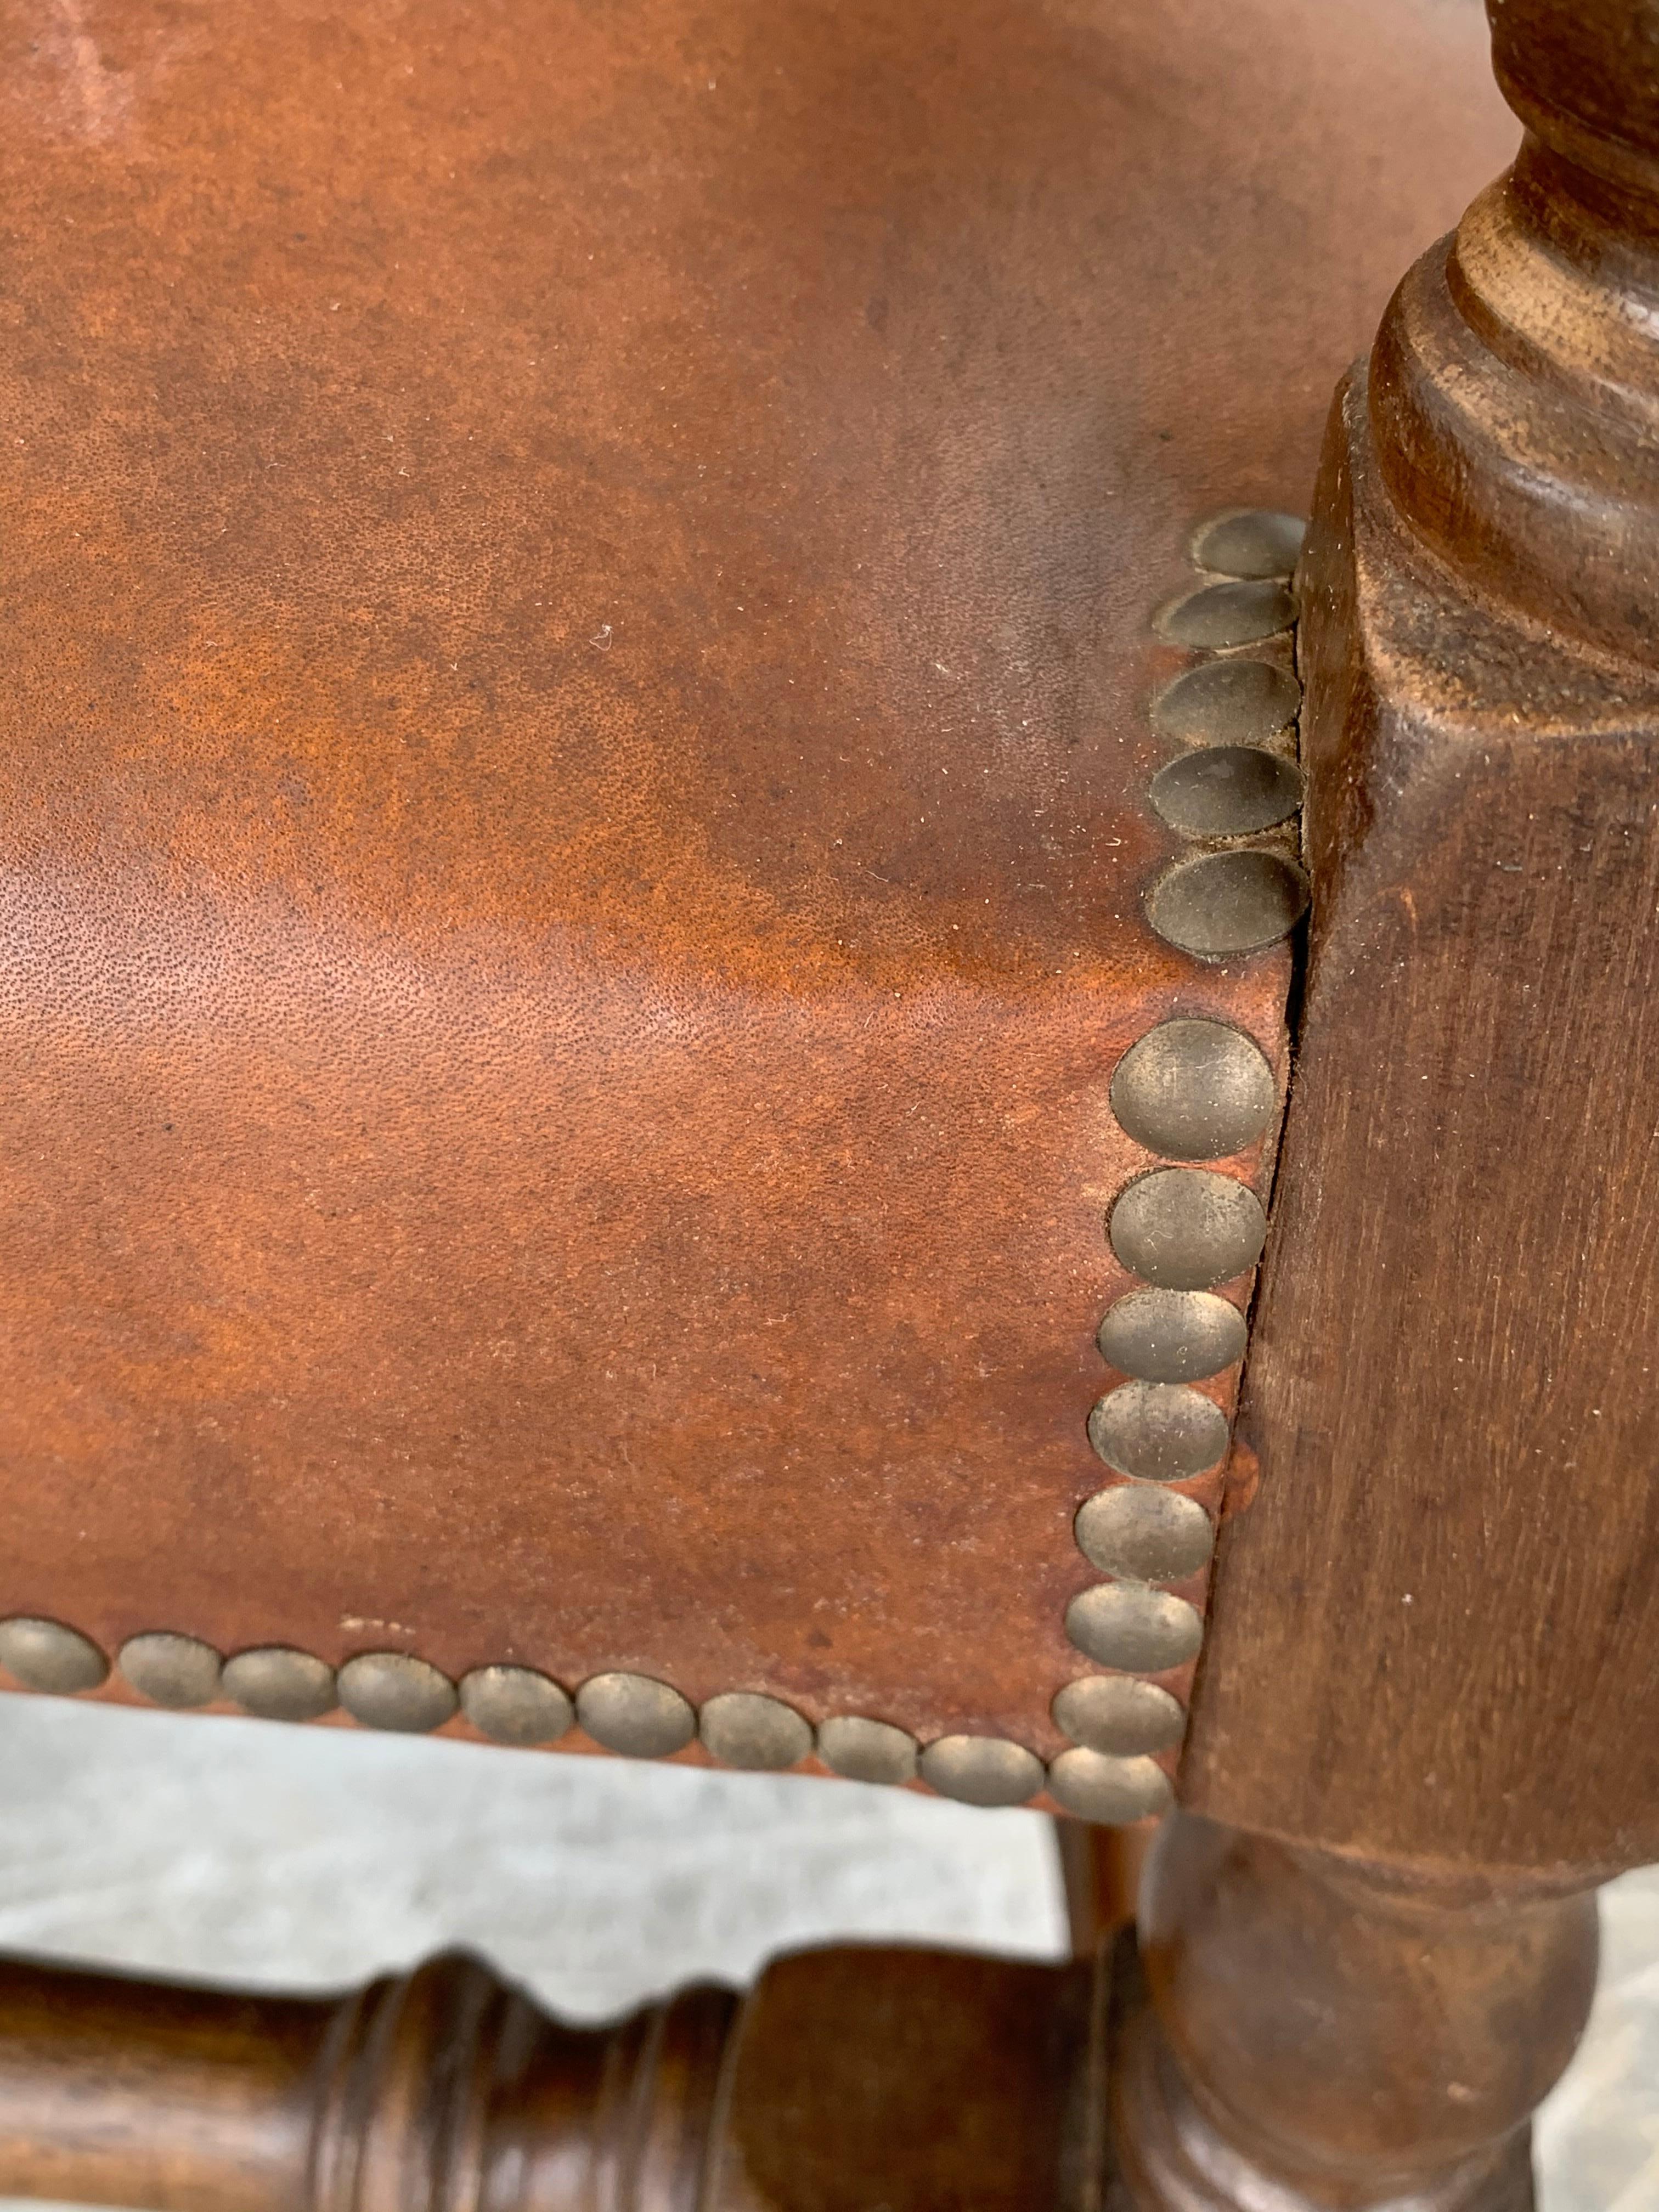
0;1697;1647;2210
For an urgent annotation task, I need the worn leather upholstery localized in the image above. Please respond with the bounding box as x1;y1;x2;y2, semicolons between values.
0;0;1513;1772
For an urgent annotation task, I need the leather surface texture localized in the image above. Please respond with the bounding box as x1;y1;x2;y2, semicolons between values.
0;0;1515;1772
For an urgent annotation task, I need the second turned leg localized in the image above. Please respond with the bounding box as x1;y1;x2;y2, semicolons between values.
1108;1813;1600;2212
1057;1819;1150;1957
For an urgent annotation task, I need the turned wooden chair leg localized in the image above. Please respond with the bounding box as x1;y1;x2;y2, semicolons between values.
1057;1819;1153;1959
0;1835;1605;2212
0;1949;740;2212
1107;1813;1600;2212
0;1943;1103;2212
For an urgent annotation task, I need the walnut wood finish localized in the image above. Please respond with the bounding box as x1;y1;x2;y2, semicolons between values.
0;1950;740;2212
1186;0;1659;1870
1107;1816;1599;2212
0;1827;1599;2212
0;1944;1098;2212
1057;1821;1148;1957
713;1946;1098;2212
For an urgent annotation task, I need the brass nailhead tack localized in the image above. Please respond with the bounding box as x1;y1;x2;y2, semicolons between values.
1109;1169;1266;1290
700;1690;813;1771
337;1652;458;1734
1087;1381;1230;1482
1075;1486;1216;1583
816;1714;918;1786
1048;1746;1174;1826
1064;1584;1205;1673
1149;746;1304;840
1147;850;1311;960
118;1632;222;1711
460;1664;574;1747
919;1735;1045;1808
1052;1674;1187;1757
1048;503;1308;1800
1097;1287;1246;1383
577;1671;697;1759
1189;509;1307;580
1110;1019;1276;1161
223;1647;337;1723
1150;659;1300;749
0;1617;108;1695
1154;579;1295;649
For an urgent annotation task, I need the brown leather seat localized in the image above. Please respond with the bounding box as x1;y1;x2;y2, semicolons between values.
0;0;1513;1807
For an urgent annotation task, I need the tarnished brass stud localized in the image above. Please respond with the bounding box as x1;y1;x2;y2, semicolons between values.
460;1664;574;1747
1151;659;1300;749
1110;1019;1276;1161
119;1632;222;1710
1052;1674;1187;1757
919;1735;1045;1808
1155;579;1295;648
817;1715;918;1786
1075;1486;1215;1583
1048;1746;1174;1825
577;1672;696;1759
1147;850;1311;960
337;1652;458;1734
1189;509;1307;579
1097;1287;1246;1383
1088;1382;1229;1482
223;1646;337;1723
1064;1584;1204;1673
0;1618;108;1695
1109;1169;1266;1290
1150;747;1303;840
701;1690;813;1771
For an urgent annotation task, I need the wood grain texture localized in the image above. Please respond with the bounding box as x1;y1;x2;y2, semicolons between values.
1107;1815;1598;2211
0;1841;1601;2212
1057;1821;1147;1957
0;1949;738;2212
713;1947;1098;2212
0;1944;1099;2212
1187;0;1659;1872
